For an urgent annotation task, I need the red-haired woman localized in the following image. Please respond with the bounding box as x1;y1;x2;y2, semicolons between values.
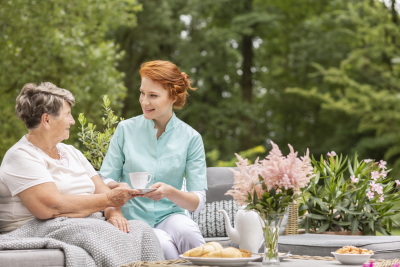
100;60;207;259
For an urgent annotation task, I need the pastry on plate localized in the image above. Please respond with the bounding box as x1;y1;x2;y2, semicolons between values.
183;242;223;257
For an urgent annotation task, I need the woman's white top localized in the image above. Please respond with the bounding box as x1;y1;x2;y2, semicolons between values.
0;136;97;233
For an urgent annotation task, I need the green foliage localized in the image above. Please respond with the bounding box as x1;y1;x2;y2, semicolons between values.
2;0;400;182
0;0;141;162
246;185;295;224
299;153;400;235
78;96;124;170
206;145;266;167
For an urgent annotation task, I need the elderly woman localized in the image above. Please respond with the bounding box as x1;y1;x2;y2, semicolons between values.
0;82;164;265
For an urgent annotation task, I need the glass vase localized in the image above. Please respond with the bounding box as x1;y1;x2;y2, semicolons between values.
261;212;286;265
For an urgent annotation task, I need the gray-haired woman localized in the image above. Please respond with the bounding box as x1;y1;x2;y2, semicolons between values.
0;82;164;264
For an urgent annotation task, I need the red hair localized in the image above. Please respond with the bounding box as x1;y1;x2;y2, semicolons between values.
139;60;196;109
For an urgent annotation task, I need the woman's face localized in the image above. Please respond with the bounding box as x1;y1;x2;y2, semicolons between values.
139;77;175;121
50;101;75;141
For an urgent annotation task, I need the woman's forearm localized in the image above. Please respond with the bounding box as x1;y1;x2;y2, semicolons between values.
18;181;138;220
166;187;200;212
104;207;123;219
51;193;109;218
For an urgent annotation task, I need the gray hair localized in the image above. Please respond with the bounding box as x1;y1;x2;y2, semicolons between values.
15;82;75;129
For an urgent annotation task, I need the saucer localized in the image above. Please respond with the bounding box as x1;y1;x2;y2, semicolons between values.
134;188;156;194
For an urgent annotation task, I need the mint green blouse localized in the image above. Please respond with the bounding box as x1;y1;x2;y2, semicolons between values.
100;113;207;227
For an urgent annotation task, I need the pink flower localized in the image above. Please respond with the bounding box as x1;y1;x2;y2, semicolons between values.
371;171;380;180
379;160;387;170
379;195;384;202
370;181;376;188
258;141;315;194
227;141;315;205
364;159;373;163
375;185;383;194
380;171;387;178
366;191;374;199
327;151;336;157
350;175;359;183
395;180;400;186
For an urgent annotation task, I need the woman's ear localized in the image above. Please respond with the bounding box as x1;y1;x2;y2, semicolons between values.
41;113;52;129
171;96;178;105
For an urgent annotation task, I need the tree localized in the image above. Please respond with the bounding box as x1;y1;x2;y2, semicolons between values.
0;0;141;162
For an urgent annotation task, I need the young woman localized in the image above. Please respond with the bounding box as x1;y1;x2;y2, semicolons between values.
100;60;207;259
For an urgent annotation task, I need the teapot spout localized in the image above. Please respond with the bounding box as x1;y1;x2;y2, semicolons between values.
218;210;241;245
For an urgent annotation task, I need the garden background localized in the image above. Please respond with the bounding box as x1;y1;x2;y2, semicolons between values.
1;0;400;230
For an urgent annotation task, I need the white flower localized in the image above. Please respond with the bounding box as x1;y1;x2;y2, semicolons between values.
371;171;380;180
350;175;359;183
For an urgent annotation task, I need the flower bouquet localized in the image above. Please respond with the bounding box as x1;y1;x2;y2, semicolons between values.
226;141;315;265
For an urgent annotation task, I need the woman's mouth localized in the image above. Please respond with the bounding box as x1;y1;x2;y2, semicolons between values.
143;107;155;113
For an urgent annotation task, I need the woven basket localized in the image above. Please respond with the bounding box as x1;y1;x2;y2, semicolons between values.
283;201;298;235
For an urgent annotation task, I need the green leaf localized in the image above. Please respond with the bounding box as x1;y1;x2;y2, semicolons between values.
351;218;359;234
311;196;329;212
316;222;330;233
306;214;328;220
332;221;351;226
298;204;309;212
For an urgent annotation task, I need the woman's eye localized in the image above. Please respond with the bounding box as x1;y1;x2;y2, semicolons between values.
140;91;144;95
151;94;157;97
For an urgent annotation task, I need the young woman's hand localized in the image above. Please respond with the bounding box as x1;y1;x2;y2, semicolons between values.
142;182;173;201
108;215;130;233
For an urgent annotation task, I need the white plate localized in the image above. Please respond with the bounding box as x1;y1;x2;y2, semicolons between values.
253;252;292;261
179;254;261;266
331;252;374;265
134;188;156;194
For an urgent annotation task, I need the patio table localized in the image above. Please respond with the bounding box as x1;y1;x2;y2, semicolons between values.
178;259;373;267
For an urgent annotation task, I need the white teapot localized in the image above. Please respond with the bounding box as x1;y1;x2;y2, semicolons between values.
219;207;264;253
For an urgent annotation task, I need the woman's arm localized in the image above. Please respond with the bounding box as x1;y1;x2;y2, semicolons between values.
17;181;139;220
91;175;133;233
144;182;200;212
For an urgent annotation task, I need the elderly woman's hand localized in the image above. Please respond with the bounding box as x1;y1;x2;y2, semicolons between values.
105;187;141;207
114;182;131;189
108;215;130;233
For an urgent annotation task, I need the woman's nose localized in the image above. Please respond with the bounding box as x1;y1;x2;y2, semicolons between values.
70;117;75;125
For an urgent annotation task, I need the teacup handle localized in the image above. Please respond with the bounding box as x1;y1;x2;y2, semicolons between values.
146;174;152;186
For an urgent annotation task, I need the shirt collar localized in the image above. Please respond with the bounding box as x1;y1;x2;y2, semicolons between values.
165;113;177;132
147;112;177;132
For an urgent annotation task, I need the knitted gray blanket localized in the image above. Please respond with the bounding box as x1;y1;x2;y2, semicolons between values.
0;212;164;267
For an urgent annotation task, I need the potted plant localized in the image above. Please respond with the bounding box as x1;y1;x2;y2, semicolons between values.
299;152;400;235
78;95;123;170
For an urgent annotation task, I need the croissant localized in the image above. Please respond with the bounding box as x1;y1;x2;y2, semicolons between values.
201;247;243;258
183;242;223;257
239;249;252;258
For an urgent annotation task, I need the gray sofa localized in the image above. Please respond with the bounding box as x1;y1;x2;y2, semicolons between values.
1;167;400;266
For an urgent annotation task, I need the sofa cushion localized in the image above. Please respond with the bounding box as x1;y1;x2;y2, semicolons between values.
192;199;238;238
0;249;65;267
207;167;236;186
278;234;400;259
206;183;234;203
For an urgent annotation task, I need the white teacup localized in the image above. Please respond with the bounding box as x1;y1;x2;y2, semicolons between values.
129;172;152;189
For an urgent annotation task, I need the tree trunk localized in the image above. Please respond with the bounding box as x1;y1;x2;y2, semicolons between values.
239;0;254;151
392;0;398;44
241;0;253;104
